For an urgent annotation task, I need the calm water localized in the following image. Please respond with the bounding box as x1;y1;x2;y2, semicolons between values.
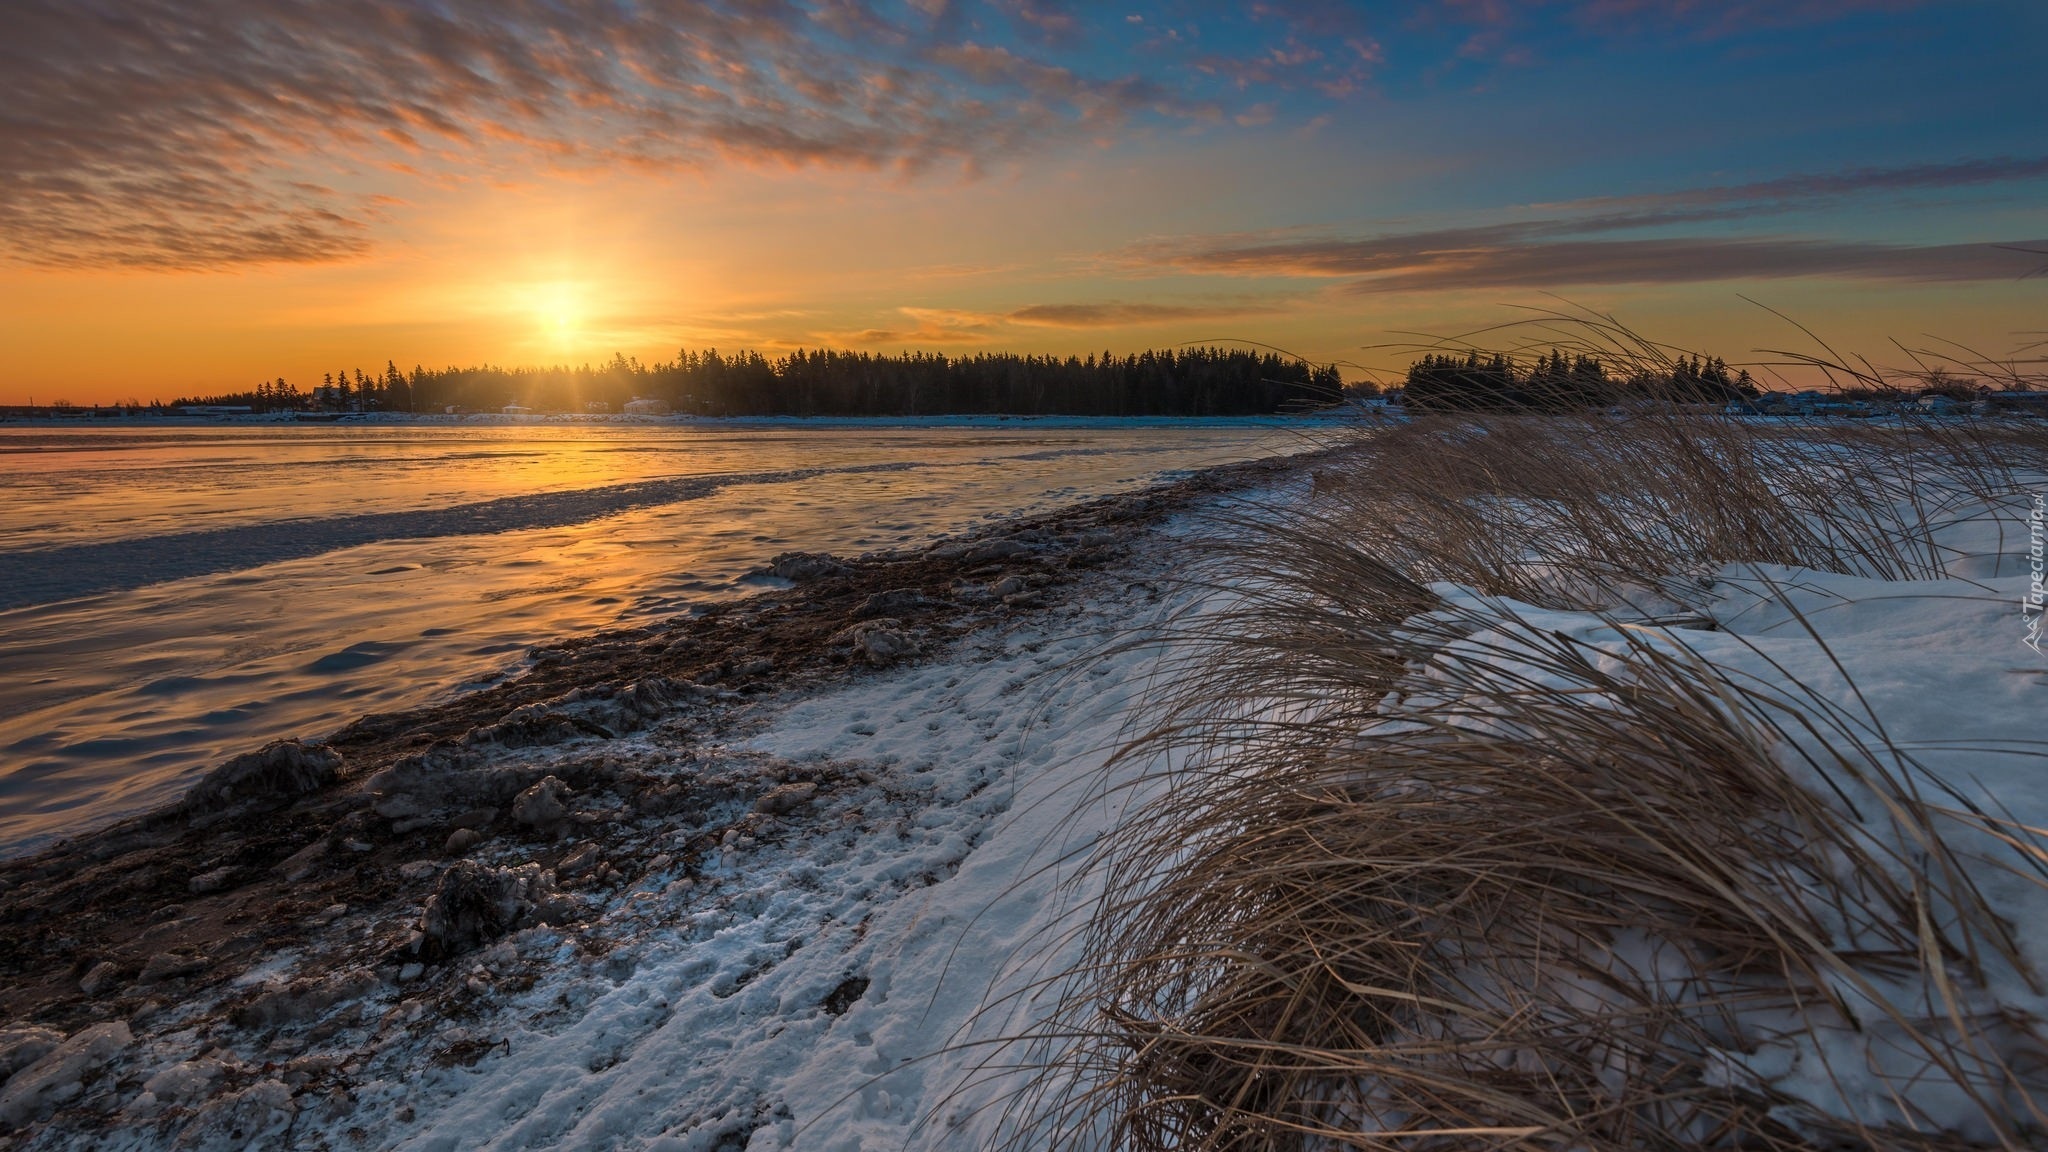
0;420;1299;854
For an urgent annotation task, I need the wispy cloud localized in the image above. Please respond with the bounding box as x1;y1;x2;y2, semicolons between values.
821;297;1290;345
1126;155;2048;292
1008;300;1286;327
0;1;1235;271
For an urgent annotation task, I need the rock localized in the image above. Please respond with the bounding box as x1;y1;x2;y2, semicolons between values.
137;952;207;986
179;741;340;822
990;575;1031;598
832;621;917;666
1070;529;1118;548
233;969;379;1028
0;1027;64;1081
510;776;570;831
853;588;930;619
1001;591;1044;609
754;782;818;815
963;538;1032;563
77;961;121;997
142;1056;224;1104
644;853;674;875
0;1022;133;1129
416;861;558;959
174;1077;295;1148
187;867;235;895
274;839;329;883
397;860;441;882
761;551;850;581
390;815;437;834
397;963;423;982
556;844;600;878
451;807;498;830
465;703;611;749
443;828;483;855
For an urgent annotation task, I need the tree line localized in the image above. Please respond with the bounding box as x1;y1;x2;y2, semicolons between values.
1400;350;1759;411
172;347;1346;417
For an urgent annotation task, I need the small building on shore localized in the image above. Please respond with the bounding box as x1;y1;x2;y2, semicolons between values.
623;397;671;416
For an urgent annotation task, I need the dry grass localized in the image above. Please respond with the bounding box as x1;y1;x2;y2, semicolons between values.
996;392;2048;1150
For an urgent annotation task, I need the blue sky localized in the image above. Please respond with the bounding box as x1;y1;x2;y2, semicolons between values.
2;0;2042;399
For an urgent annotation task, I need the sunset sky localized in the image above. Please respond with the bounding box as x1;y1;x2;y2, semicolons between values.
4;0;2044;405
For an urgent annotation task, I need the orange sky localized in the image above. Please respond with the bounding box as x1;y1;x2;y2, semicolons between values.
4;1;2043;405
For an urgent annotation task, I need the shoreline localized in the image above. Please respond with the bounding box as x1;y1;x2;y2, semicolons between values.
0;450;1318;1090
0;412;1356;433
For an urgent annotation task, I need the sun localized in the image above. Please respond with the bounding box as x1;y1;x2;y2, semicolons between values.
533;282;586;347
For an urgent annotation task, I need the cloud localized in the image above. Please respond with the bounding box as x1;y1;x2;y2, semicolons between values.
1136;219;2048;290
1008;300;1285;327
821;298;1291;344
1558;155;2048;213
827;307;1007;345
1139;228;2048;292
1124;155;2048;292
0;1;1228;271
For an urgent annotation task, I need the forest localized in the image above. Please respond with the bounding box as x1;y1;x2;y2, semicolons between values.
171;347;1346;417
1401;350;1759;410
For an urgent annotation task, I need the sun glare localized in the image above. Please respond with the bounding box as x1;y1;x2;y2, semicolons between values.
532;282;586;347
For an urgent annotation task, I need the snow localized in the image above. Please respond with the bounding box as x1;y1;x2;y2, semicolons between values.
209;574;1177;1152
7;460;2044;1148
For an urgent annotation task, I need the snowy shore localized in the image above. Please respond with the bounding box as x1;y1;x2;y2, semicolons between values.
2;431;2044;1149
0;454;1306;1150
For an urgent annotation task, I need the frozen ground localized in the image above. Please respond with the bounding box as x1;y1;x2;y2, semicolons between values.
0;506;1197;1152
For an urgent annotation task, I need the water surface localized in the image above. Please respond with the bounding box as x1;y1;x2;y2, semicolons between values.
0;421;1299;853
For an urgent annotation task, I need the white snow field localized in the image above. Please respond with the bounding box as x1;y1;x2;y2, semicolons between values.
372;594;1169;1152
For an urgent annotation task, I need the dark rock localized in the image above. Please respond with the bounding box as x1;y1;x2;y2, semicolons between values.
853;588;930;619
761;551;850;581
186;866;236;895
274;839;330;883
754;782;818;815
443;828;483;855
831;621;917;666
415;861;557;959
511;776;571;831
137;952;207;986
821;975;869;1016
556;844;600;878
963;538;1032;564
180;741;341;823
77;961;121;997
234;969;379;1028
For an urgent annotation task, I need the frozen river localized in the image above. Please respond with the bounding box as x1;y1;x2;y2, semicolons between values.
0;419;1302;854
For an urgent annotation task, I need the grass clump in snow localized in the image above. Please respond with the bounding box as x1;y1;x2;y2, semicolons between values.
1004;389;2048;1150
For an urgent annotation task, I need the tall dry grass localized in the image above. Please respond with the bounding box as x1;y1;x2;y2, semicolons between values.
996;366;2048;1151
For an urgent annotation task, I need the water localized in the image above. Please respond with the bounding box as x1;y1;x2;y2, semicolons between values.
0;420;1300;854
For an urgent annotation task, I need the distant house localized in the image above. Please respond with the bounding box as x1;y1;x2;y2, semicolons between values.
502;404;534;415
584;401;611;414
623;397;671;416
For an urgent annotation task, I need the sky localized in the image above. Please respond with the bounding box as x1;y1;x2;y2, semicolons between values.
2;0;2044;404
